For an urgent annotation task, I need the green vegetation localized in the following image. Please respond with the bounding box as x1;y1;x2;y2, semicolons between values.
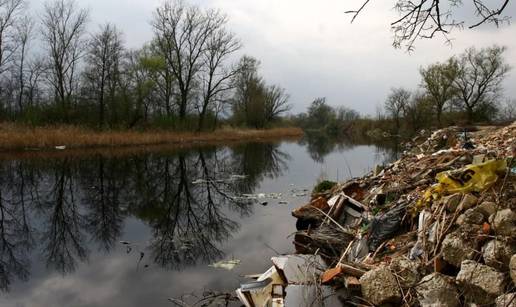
0;0;292;131
294;45;514;139
312;180;337;195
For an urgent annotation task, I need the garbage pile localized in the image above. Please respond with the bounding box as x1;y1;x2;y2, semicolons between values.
236;122;516;307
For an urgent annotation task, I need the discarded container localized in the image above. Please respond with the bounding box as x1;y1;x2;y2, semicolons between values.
236;255;327;307
209;259;241;270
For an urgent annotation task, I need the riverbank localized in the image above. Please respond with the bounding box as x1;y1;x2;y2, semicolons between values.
0;123;303;151
236;122;516;306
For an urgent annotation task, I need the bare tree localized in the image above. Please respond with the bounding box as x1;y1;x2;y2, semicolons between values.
403;91;431;131
142;42;175;116
264;84;291;122
0;0;24;76
124;49;157;124
385;87;410;133
15;15;33;113
41;0;88;116
25;56;45;108
498;98;516;122
231;55;262;125
453;46;510;122
197;25;241;130
84;23;124;128
151;0;225;120
346;0;512;50
420;58;458;127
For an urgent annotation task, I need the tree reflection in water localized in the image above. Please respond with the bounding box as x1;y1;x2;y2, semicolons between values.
0;142;289;291
301;131;399;164
0;161;33;291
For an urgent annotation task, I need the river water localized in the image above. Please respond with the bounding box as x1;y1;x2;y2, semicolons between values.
0;137;396;307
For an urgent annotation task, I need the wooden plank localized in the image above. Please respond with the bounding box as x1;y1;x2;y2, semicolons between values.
337;263;367;277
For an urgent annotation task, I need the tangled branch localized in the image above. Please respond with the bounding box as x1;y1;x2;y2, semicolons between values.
346;0;512;50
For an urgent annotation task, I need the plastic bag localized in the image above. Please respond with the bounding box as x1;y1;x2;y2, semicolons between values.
420;159;507;205
367;204;406;251
435;159;507;194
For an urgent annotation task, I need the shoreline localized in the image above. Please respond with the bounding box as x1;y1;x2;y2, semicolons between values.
0;124;303;153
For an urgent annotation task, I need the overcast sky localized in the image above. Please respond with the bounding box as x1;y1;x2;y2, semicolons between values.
29;0;516;115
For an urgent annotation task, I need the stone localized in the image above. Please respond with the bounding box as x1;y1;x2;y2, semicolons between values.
456;194;478;212
443;193;462;212
511;254;516;286
415;272;460;307
456;208;485;226
359;266;400;305
389;257;421;288
456;260;506;305
490;209;516;236
495;293;516;307
476;201;497;218
482;239;515;270
441;227;478;267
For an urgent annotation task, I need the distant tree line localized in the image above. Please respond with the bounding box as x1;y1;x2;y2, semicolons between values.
0;0;291;130
294;45;514;138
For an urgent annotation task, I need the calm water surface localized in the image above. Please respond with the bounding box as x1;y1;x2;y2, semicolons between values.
0;138;395;307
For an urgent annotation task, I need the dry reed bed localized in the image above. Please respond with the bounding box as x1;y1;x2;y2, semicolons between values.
0;124;303;151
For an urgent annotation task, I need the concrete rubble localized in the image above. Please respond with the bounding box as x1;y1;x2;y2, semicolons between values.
482;239;515;270
359;266;401;305
511;254;516;286
236;122;516;306
495;293;516;307
415;272;460;307
456;260;506;305
441;226;479;267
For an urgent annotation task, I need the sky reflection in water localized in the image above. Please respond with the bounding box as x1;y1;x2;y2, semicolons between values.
0;138;396;307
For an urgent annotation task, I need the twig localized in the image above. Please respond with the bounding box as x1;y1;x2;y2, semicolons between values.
345;0;371;24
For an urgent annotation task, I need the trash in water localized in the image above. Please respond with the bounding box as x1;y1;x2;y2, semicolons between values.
263;123;516;306
192;174;248;185
236;265;284;307
241;193;282;200
240;278;273;291
209;259;241;270
236;255;329;307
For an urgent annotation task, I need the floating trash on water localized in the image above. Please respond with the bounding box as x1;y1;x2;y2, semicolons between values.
192;174;248;185
209;259;241;270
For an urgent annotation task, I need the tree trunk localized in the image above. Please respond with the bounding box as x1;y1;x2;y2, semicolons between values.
179;93;187;119
467;106;474;123
436;108;442;128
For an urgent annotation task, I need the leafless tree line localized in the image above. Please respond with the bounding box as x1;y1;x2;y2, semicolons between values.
384;45;512;132
0;0;291;130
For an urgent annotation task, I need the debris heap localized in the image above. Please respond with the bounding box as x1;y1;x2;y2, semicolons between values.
237;123;516;306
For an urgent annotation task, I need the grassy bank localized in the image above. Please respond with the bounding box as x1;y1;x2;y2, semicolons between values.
0;123;303;151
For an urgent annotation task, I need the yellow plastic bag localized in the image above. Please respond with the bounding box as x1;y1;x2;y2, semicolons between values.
418;159;507;206
435;159;507;194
